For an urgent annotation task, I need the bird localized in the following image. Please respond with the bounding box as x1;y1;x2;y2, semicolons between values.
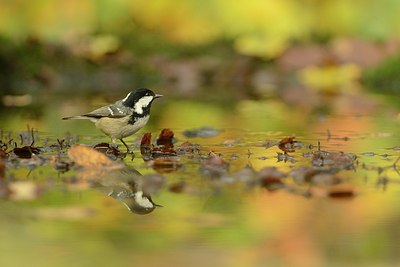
62;88;162;153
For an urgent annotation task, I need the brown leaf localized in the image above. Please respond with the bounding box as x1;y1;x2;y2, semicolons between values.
13;146;40;159
140;131;177;161
141;132;152;147
278;136;298;153
140;132;153;160
156;128;174;147
67;145;121;169
93;142;122;159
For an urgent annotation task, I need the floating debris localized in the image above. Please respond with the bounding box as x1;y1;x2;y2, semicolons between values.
276;152;296;163
278;136;301;153
176;141;201;155
361;152;376;157
310;150;356;169
182;127;219;138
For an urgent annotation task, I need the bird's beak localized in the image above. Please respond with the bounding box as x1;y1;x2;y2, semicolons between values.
154;94;163;99
154;203;163;208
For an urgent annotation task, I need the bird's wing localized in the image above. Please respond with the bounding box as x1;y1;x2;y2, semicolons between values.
84;104;131;119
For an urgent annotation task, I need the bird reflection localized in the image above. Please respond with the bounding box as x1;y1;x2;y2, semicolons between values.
90;167;164;215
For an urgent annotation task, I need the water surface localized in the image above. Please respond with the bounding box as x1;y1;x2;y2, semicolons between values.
1;97;399;267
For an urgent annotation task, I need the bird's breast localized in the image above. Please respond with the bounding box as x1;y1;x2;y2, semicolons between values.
95;115;150;139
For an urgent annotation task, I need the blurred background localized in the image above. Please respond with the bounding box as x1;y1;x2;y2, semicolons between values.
1;0;400;106
1;1;400;267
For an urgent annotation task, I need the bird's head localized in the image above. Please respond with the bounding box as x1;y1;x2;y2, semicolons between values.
122;88;162;114
121;191;163;215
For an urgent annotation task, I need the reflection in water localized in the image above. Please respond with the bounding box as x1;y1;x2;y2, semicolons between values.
90;167;164;215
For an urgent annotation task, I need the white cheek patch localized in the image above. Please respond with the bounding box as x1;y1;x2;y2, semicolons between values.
134;191;153;208
134;96;153;114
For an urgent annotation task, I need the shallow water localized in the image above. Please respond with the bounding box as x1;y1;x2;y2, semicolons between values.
1;97;400;267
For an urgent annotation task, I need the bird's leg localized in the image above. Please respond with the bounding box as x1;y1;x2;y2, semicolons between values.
119;138;131;153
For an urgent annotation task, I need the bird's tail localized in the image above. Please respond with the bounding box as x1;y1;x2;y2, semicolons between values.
62;115;88;120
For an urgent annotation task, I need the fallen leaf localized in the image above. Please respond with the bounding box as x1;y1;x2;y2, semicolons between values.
156;128;174;147
140;130;177;161
67;145;121;169
278;136;299;153
93;142;122;159
13;146;40;159
140;132;153;160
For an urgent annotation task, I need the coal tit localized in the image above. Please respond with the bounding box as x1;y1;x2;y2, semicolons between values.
62;88;162;152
